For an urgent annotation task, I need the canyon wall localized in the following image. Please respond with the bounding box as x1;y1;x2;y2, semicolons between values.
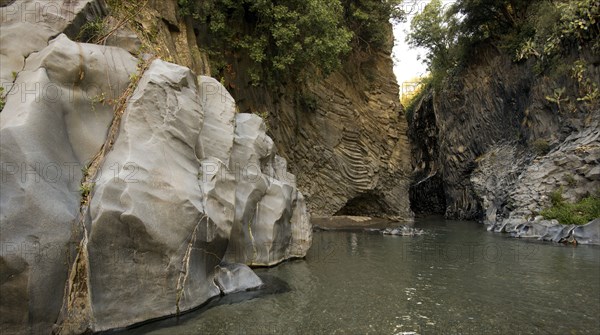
0;1;310;334
409;44;599;242
221;27;413;220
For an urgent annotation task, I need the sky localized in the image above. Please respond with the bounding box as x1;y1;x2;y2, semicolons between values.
392;19;428;96
392;0;456;96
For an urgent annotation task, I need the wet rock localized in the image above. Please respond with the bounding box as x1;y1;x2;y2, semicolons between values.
215;263;264;295
572;219;600;245
382;226;425;236
513;221;553;239
540;224;565;242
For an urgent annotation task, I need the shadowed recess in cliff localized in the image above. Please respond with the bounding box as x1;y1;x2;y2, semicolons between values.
335;192;389;217
409;173;446;216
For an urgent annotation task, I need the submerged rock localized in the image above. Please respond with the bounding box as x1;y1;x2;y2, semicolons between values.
215;263;264;295
382;226;425;236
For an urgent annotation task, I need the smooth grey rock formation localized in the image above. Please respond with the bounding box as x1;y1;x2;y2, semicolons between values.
499;216;600;245
0;0;107;95
224;113;312;266
215;263;263;294
572;219;600;245
540;224;565;242
198;76;236;166
83;60;223;331
1;35;311;334
0;34;136;335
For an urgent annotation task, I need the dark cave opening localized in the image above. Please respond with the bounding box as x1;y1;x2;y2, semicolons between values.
334;192;388;217
409;174;446;216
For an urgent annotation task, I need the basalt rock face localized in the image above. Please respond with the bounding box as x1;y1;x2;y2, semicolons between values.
0;3;310;334
409;44;599;242
409;47;536;219
295;58;412;219
472;126;600;244
223;26;413;220
102;0;211;76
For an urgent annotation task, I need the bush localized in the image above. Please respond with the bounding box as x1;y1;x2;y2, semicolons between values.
541;193;600;225
182;0;404;87
76;17;107;43
185;0;353;86
408;0;599;96
343;0;404;50
531;139;550;155
299;93;318;113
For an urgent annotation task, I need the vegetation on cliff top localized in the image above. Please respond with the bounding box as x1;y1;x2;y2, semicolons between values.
178;0;403;86
407;0;600;93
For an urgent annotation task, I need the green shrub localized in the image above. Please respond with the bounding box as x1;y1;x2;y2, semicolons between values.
408;0;600;97
564;173;577;186
548;188;565;206
185;0;353;86
181;0;404;87
541;193;600;225
77;17;107;43
531;139;550;155
298;92;318;113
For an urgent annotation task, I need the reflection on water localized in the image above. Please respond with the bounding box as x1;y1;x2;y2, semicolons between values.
128;219;600;335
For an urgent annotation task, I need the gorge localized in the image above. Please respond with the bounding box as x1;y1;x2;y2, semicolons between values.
0;0;598;334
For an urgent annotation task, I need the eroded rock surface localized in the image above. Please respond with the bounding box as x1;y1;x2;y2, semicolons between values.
409;46;599;222
1;14;310;335
0;0;107;94
472;126;600;244
219;24;413;220
0;33;136;335
408;43;599;244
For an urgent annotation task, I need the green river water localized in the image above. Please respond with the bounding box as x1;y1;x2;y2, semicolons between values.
125;219;600;335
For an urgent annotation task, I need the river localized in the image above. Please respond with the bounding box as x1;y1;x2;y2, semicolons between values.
125;218;600;335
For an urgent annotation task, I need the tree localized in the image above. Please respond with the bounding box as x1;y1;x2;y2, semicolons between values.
180;0;406;86
406;0;457;71
343;0;405;51
182;0;353;85
449;0;530;40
